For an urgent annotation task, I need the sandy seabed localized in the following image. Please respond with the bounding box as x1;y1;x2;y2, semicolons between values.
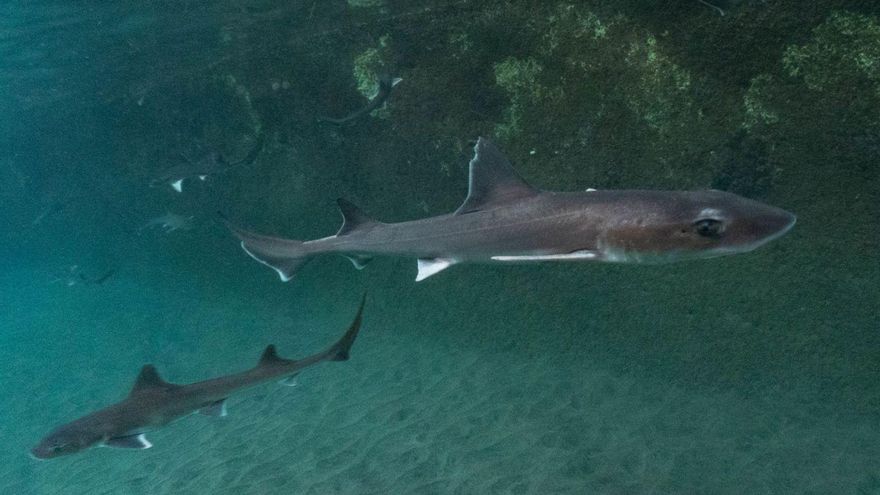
2;264;878;495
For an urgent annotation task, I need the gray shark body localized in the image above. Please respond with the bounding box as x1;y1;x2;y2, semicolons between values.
225;138;796;282
31;298;364;460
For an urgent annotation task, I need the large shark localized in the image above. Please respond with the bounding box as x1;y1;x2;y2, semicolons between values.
31;297;364;460
224;138;796;282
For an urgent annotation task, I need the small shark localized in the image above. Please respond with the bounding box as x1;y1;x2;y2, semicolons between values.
318;74;403;125
140;212;194;233
224;138;796;282
31;296;364;460
152;133;265;193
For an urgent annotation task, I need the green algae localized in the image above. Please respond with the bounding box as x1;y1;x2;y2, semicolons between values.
783;11;880;94
447;32;473;56
537;4;697;135
353;35;393;99
480;3;711;188
742;10;880;140
494;57;545;101
743;74;780;131
346;34;395;120
621;35;694;133
347;0;385;8
493;57;558;139
542;3;610;54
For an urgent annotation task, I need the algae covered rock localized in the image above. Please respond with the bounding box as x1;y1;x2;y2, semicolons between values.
783;11;880;94
353;35;394;100
743;10;880;138
347;0;385;8
493;57;560;139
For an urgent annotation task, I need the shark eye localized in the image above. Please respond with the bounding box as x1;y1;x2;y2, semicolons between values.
693;218;724;238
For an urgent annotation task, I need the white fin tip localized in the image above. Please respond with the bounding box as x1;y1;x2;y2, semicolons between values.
240;242;293;282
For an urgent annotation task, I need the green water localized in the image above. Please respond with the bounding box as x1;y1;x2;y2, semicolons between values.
1;1;878;493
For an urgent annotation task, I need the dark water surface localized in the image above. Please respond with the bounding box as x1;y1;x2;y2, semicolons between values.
2;1;878;493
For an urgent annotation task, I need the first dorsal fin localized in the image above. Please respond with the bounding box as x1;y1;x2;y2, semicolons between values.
130;365;173;395
336;198;379;236
454;138;538;215
258;345;287;367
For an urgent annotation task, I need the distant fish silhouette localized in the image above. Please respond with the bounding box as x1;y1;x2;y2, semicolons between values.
83;269;115;285
697;0;729;16
152;133;265;193
50;266;116;287
31;193;76;226
318;74;403;125
31;296;365;460
140;212;194;233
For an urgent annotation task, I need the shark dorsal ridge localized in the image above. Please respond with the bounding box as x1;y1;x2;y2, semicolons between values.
455;137;537;215
336;198;379;236
130;365;174;395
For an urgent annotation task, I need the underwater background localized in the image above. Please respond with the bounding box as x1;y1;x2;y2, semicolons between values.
1;0;878;493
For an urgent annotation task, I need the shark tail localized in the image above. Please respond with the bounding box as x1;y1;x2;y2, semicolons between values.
327;294;366;361
219;214;313;282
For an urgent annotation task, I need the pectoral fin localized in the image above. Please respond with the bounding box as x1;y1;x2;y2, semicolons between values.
105;433;152;450
199;399;228;417
416;258;457;281
170;179;184;192
279;373;299;387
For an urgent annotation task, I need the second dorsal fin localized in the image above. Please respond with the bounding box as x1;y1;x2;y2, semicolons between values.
454;138;538;215
336;198;379;236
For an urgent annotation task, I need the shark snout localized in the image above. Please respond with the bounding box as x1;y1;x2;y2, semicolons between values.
782;210;797;233
741;207;796;250
765;208;797;240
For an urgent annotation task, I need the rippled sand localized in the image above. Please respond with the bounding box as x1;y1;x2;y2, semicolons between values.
2;264;878;494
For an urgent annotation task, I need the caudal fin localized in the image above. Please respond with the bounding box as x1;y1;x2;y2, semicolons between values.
219;214;312;281
327;294;366;361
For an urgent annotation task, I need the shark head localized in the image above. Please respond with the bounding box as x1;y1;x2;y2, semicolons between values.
31;422;104;460
599;190;796;262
